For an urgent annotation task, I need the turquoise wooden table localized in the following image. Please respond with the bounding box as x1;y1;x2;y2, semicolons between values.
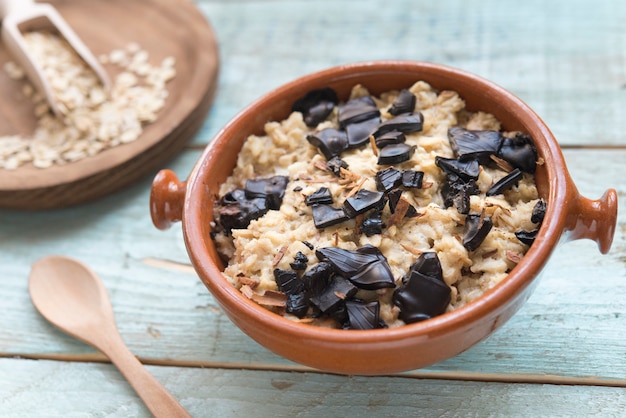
2;0;626;416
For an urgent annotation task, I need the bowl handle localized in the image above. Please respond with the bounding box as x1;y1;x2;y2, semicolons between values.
564;188;618;254
150;169;187;230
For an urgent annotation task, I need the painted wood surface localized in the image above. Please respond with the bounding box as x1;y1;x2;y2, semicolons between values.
193;0;626;148
3;358;626;418
1;0;626;416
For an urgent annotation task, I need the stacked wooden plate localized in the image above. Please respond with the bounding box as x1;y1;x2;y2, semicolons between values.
0;0;219;209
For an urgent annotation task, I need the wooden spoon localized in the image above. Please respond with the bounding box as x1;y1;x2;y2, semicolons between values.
28;255;190;418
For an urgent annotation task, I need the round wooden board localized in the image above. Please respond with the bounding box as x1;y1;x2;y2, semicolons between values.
0;0;219;210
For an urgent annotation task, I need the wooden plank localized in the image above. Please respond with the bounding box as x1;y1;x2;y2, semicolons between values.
1;148;625;381
1;358;626;417
191;0;626;147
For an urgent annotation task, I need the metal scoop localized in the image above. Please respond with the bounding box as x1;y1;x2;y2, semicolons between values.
0;0;111;117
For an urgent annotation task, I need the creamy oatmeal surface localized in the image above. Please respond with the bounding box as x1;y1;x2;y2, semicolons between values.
213;81;542;329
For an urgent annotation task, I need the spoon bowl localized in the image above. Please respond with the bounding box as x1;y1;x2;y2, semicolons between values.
29;255;190;418
29;256;113;343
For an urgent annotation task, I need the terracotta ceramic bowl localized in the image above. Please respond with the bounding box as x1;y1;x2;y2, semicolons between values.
150;61;617;375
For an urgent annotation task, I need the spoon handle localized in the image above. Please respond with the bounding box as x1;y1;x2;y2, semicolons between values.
100;331;191;418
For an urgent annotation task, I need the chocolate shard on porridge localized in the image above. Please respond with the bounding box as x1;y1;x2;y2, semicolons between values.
212;81;545;330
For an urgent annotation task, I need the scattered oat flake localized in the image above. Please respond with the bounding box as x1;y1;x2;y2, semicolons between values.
4;61;25;80
162;56;176;68
126;42;141;53
109;48;127;64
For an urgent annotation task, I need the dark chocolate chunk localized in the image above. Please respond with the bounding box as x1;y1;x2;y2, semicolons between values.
316;245;395;290
302;261;333;296
291;87;338;127
316;246;382;276
486;168;523;196
375;130;406;149
293;186;303;192
440;174;480;214
374;168;402;192
387;189;401;211
531;199;547;224
219;188;246;206
305;187;333;206
377;143;416;165
290;251;309;270
393;252;450;324
388;89;416;116
346;300;382;330
435;156;480;180
274;268;304;295
402;252;443;285
304;102;335;128
302;241;315;250
326;156;348;176
374;113;423;137
311;204;349;229
441;181;471;214
274;266;309;317
401;170;424;188
373;194;389;212
463;214;494;251
515;229;539;246
309;275;358;313
497;133;537;173
346;117;380;148
349;258;396;290
327;303;349;327
448;127;503;165
217;189;269;232
343;189;385;218
245;175;290;210
285;292;309;318
355;243;388;262
306;128;348;160
359;212;384;236
338;96;381;128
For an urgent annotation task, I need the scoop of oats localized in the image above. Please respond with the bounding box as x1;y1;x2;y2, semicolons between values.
0;31;176;170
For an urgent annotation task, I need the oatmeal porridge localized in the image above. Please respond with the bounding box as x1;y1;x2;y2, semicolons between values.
212;81;545;330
